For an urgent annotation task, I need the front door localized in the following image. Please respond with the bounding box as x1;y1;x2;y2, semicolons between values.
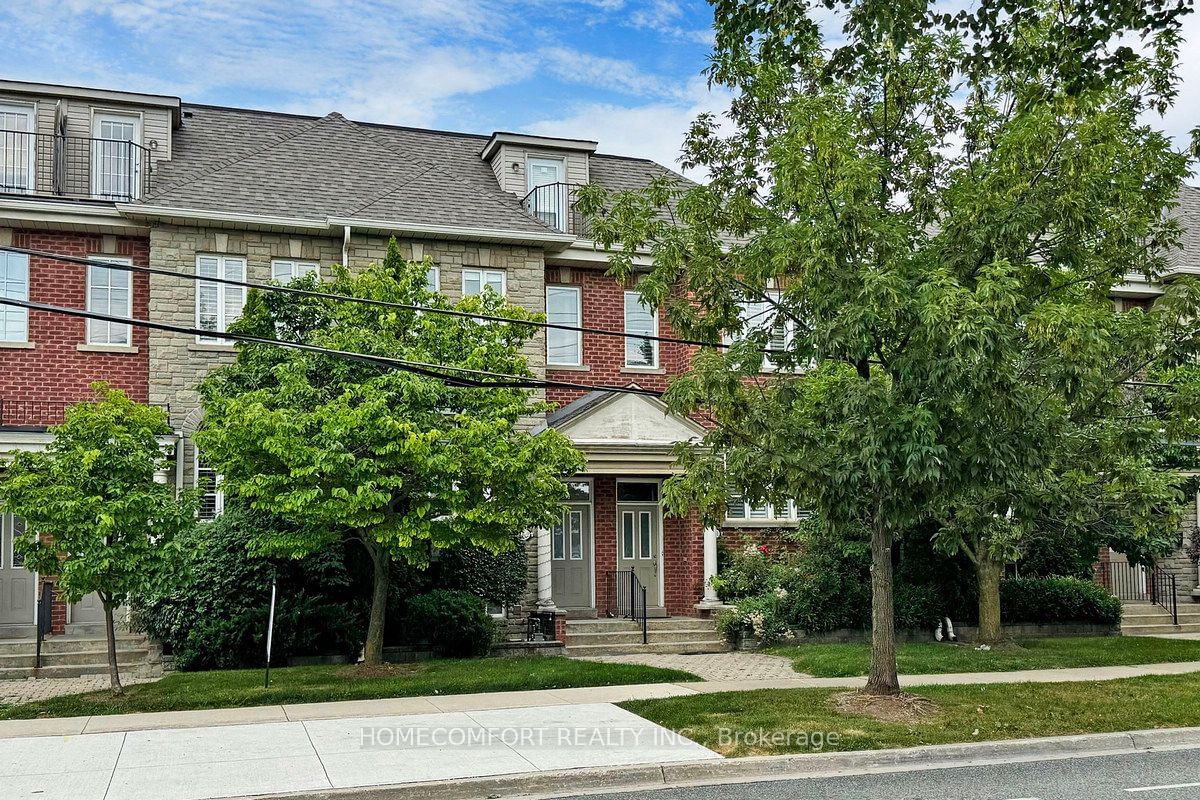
91;112;142;200
550;506;592;608
70;593;106;628
526;157;565;230
616;481;663;610
0;514;35;628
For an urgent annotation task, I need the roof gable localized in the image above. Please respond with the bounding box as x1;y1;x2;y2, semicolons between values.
546;390;706;446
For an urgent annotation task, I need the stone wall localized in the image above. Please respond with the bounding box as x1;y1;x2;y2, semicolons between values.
1161;493;1200;604
146;224;547;488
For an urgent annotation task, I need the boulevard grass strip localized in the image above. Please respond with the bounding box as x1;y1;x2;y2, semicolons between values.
0;657;699;720
622;672;1200;757
766;636;1200;678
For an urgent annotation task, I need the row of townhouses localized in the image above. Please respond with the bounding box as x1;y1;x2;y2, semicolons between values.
0;80;1197;648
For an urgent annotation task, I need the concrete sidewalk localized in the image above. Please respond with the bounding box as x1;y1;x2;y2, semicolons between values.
3;659;1199;740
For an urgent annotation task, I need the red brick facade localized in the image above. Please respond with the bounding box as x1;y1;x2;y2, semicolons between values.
2;230;150;417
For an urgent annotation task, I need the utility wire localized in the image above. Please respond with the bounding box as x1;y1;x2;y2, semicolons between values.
0;295;666;398
0;245;787;355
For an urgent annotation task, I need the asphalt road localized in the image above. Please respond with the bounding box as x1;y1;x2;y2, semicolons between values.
555;747;1200;800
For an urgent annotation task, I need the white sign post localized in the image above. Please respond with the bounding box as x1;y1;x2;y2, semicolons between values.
264;574;277;689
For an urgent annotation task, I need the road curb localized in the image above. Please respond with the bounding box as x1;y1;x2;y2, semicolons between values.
239;726;1200;800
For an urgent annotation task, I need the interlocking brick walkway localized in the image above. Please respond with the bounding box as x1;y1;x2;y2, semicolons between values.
581;651;805;681
0;673;160;707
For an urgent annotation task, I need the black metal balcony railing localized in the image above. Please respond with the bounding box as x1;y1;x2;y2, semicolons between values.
0;130;149;202
520;182;593;238
0;399;170;430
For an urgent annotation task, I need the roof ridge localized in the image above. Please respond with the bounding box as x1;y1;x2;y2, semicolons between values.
146;112;345;200
351;122;562;233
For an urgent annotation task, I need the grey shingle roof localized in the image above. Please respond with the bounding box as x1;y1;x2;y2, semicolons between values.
1168;185;1200;271
142;104;686;238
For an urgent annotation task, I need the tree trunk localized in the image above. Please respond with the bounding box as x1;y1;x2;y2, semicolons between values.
976;552;1004;645
361;536;390;666
101;595;124;696
866;522;900;695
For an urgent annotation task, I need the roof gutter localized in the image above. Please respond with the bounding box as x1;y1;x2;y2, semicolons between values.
326;216;577;252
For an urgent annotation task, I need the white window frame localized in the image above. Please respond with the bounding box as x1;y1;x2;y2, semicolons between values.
461;268;506;297
0;249;29;343
545;285;582;366
90;109;142;200
724;495;811;525
727;291;798;373
195;453;224;521
526;156;566;231
0;101;36;195
425;265;440;293
85;255;133;346
195;255;247;344
270;259;319;283
623;291;658;368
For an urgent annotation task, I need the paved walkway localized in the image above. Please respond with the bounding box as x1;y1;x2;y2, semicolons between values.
0;673;159;707
581;651;803;681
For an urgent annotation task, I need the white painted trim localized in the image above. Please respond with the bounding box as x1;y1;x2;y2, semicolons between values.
461;267;507;298
0;100;37;196
85;254;133;346
623;291;659;368
545;284;582;367
0;247;30;344
90;108;144;201
270;258;319;282
0;80;181;123
331;216;575;250
194;253;247;344
193;450;225;520
480;131;597;161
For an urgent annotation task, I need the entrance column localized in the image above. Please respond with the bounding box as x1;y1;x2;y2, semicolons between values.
697;525;722;609
535;526;555;610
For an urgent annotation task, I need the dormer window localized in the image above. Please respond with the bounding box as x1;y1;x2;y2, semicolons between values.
0;102;36;194
527;157;565;230
92;112;143;200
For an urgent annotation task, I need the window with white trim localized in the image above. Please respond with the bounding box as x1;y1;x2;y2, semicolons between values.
0;102;35;194
196;255;247;343
724;495;810;524
195;455;224;521
462;269;505;297
0;250;28;342
91;112;142;200
270;259;319;283
728;292;797;372
623;291;658;368
546;285;582;366
86;256;133;345
425;266;440;293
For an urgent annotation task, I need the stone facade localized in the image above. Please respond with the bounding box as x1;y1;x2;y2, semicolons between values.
147;224;548;487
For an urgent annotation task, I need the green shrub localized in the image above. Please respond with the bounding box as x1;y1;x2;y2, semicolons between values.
433;537;527;606
131;506;364;670
711;540;777;600
404;589;498;657
1000;576;1122;625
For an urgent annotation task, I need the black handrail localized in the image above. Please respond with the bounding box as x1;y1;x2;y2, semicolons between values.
0;129;149;201
608;568;648;644
35;580;53;669
519;182;593;238
1099;560;1179;625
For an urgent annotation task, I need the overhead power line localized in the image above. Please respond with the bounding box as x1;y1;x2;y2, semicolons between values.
0;245;786;355
0;295;666;399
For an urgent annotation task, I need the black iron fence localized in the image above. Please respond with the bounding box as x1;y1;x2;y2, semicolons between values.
36;580;54;668
607;567;648;644
520;182;593;238
1;129;149;201
1098;560;1179;625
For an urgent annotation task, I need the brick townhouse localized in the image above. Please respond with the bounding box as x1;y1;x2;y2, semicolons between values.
0;79;1197;653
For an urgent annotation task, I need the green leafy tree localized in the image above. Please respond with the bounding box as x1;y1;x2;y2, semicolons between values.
579;1;1198;692
0;385;194;694
194;240;584;665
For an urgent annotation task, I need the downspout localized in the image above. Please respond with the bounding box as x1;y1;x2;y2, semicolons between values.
175;432;185;497
342;224;351;268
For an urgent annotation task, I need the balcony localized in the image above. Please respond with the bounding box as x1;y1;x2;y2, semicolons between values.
521;182;593;238
0;399;169;431
0;130;149;202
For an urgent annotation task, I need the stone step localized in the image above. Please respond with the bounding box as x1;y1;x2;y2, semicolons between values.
1122;623;1200;635
565;639;730;657
0;663;161;680
565;617;720;634
0;647;150;669
565;628;727;647
0;635;148;656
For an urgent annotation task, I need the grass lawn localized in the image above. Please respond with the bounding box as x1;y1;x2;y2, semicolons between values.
0;657;700;721
766;636;1200;678
623;672;1200;757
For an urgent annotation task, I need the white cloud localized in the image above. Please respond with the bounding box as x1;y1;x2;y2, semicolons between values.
540;47;680;98
525;78;731;176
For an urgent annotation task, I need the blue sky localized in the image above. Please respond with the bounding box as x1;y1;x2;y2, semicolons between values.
1;1;1195;177
0;1;728;173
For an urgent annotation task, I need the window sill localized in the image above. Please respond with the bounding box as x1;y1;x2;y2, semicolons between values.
77;344;138;354
621;366;665;375
0;340;34;349
723;520;803;528
547;363;590;372
188;342;236;353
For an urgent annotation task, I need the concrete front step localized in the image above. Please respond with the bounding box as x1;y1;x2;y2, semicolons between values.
0;647;150;669
565;640;730;657
0;663;161;680
566;617;719;634
0;635;148;656
565;628;727;647
1123;623;1200;636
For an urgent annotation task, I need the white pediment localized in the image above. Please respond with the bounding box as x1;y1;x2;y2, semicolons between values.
552;392;706;446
